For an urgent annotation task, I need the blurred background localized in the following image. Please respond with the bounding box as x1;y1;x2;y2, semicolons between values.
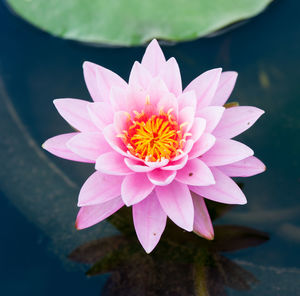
0;0;299;295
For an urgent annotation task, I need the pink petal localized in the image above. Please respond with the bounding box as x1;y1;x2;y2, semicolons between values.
188;133;216;159
109;86;129;112
178;91;197;111
159;57;182;97
184;68;222;110
42;133;93;163
78;171;124;206
190;168;247;205
87;102;114;130
121;173;155;206
144;158;169;168
178;106;195;132
114;111;132;134
53;99;98;132
133;192;167;253
210;71;238;106
217;156;266;177
95;152;133;175
189;118;206;142
129;61;152;89
161;155;188;171
146;77;169;106
200;138;254;166
141;39;166;76
111;86;147;115
67;132;111;161
147;169;176;186
124;158;154;172
197;106;225;133
83;61;127;102
213;106;265;139
156;181;194;231
172;139;194;161
103;124;128;157
176;158;215;186
76;197;124;229
192;194;214;240
157;92;178;116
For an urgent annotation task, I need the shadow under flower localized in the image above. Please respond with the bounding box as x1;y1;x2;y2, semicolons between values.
69;195;269;296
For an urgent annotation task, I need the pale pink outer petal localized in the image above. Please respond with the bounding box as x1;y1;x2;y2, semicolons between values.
124;158;155;172
76;197;124;230
156;181;194;231
210;71;238;106
147;169;176;186
213;106;265;139
42;133;93;163
103;124;128;157
87;102;114;130
190;168;247;205
121;173;155;206
176;158;215;186
159;57;182;97
133;191;167;253
197;106;225;133
200;138;254;166
188;133;216;159
185;68;222;110
178;91;197;110
189;118;206;142
217;156;266;177
161;155;188;171
129;61;152;89
53;99;98;132
66;132;111;161
78;171;124;206
95;152;133;175
192;194;214;240
83;61;127;102
109;86;129;111
141;39;166;76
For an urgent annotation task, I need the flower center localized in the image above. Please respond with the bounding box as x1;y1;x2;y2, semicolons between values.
119;107;189;162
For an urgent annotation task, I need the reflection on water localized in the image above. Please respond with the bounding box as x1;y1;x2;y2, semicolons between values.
69;199;269;295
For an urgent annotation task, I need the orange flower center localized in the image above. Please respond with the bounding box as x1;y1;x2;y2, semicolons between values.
118;103;190;162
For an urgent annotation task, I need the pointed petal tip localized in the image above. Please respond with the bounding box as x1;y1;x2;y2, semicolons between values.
238;197;247;205
144;245;155;254
185;224;194;232
228;71;238;77
148;38;159;46
41;137;55;152
194;229;214;240
82;61;93;69
75;219;81;230
52;98;59;108
75;219;86;230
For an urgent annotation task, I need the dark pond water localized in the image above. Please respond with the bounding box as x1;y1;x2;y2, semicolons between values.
0;0;299;295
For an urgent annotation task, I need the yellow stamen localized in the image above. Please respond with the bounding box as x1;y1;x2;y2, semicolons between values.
119;97;192;162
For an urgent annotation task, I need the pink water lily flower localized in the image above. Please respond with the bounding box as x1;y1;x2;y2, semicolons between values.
43;40;265;253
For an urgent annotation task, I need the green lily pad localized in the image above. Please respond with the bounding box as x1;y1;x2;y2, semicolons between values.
7;0;273;46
